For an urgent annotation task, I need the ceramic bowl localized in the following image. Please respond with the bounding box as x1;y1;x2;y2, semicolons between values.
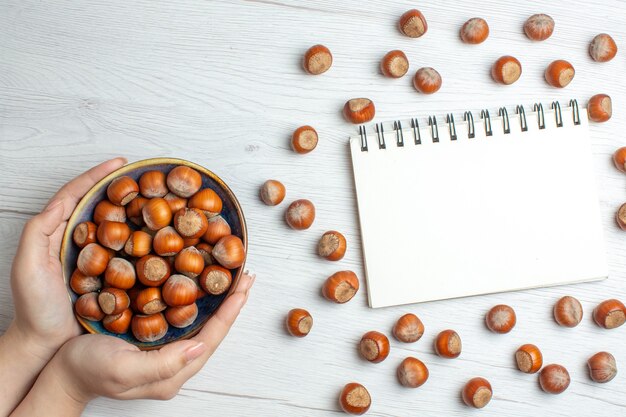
60;158;247;349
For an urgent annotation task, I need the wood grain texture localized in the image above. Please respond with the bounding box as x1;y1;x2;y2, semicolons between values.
1;0;626;415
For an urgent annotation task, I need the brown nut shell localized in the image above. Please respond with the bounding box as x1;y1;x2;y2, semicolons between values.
303;44;333;75
322;271;359;303
392;313;424;343
399;9;427;38
286;308;313;337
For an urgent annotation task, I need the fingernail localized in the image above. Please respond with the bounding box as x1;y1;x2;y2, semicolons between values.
45;199;63;212
184;342;206;363
242;274;255;291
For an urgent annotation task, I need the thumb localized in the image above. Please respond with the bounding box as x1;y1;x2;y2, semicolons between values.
15;201;65;266
121;340;207;386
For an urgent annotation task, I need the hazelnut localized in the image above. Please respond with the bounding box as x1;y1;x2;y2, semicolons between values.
165;303;198;328
545;60;575;88
359;331;390;363
196;242;214;265
381;50;409;78
212;235;245;269
174;246;205;278
164;192;188;213
523;14;554;41
613;147;626;173
153;226;184;257
339;383;371;415
75;292;105;321
398;9;427;38
539;364;570;394
104;257;136;290
260;180;286;206
397;357;429;388
136;254;171;287
485;304;516;333
131;313;168;343
124;230;153;258
617;203;626;230
69;269;102;295
96;220;131;251
413;67;442;94
188;188;222;218
553;296;583;327
285;199;315;230
322;271;359;303
291;126;319;154
138;170;168;198
491;56;522;85
587;352;617;383
588;94;612;123
173;208;209;239
166;166;202;198
343;98;375;124
303;44;332;75
515;344;543;374
77;243;110;276
199;265;232;295
593;299;626;329
98;287;130;315
460;18;489;44
72;221;97;248
135;287;167;315
106;176;139;206
462;377;492;408
286;308;313;337
434;329;461;358
318;230;347;261
142;197;173;231
589;34;618;62
126;196;149;226
162;274;198;307
103;308;133;334
392;313;424;343
93;200;126;224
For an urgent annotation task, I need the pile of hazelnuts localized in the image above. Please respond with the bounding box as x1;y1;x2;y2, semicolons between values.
300;11;614;129
71;165;245;343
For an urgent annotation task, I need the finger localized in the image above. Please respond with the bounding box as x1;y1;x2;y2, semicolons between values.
48;221;67;258
14;201;65;267
193;272;255;354
46;157;127;219
117;339;207;386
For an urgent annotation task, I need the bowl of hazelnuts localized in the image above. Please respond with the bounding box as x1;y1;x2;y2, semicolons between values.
60;158;247;349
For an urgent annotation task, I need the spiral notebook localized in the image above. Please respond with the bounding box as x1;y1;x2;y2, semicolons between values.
350;100;608;308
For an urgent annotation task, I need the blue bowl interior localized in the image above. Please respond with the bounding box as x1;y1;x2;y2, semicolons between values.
62;161;246;349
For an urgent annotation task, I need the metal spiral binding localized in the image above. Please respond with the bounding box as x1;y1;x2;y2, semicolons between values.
359;125;368;152
446;114;457;141
394;121;404;147
534;103;545;129
375;123;386;149
428;116;439;143
551;102;563;127
464;111;475;138
498;107;511;134
411;118;421;145
570;99;580;125
516;105;528;132
481;110;493;136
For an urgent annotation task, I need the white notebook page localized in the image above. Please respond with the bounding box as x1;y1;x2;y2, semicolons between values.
350;105;608;308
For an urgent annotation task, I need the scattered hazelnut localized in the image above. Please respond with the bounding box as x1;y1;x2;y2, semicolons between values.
286;308;313;337
587;94;612;123
515;344;543;374
291;126;318;154
545;60;575;88
523;14;554;41
491;56;522;85
398;9;427;38
613;147;626;173
397;357;429;388
589;34;618;62
359;331;390;363
462;377;492;408
587;352;617;383
593;299;626;329
343;98;375;124
318;230;347;261
260;180;286;206
617;203;626;230
539;364;570;394
381;50;409;78
553;296;583;327
434;329;461;358
339;383;371;415
413;67;442;94
322;271;359;303
460;18;489;44
485;304;516;333
303;44;333;75
285;199;315;230
392;313;424;343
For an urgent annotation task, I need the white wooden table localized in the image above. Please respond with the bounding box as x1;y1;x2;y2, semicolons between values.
2;1;626;415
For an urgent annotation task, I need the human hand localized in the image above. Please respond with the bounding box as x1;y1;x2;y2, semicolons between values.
10;158;127;357
36;272;254;412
